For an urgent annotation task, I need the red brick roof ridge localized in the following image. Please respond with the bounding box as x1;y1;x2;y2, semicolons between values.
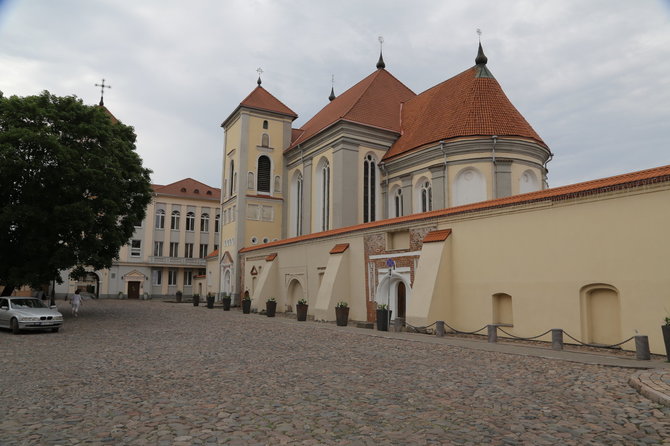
239;164;670;254
239;86;297;118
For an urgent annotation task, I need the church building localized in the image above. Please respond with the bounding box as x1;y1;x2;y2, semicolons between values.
218;43;669;355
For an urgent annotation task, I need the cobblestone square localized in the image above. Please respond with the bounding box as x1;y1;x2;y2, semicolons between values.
1;300;668;445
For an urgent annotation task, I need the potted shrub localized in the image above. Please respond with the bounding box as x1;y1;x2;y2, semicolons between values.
376;303;392;332
663;317;670;362
296;298;308;321
192;293;200;306
266;297;277;317
335;301;349;326
242;294;251;314
206;292;215;309
222;293;232;311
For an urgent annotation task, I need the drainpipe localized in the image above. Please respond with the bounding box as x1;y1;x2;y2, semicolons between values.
491;135;498;199
543;151;554;189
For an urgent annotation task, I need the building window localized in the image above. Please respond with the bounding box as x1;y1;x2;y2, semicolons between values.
257;155;271;193
251;236;258;245
155;209;165;229
214;244;218;252
153;241;163;257
363;154;376;223
152;270;162;285
229;160;235;196
130;240;141;257
201;213;209;232
262;120;268;129
421;181;432;212
320;160;330;231
215;214;220;233
184;243;194;258
168;270;177;286
171;211;180;230
261;133;269;147
199;244;209;258
394;188;403;217
186;212;195;231
184;270;192;286
169;242;179;258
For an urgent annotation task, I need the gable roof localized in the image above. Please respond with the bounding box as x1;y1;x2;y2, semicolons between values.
152;178;221;201
222;86;297;128
384;64;546;161
288;69;416;150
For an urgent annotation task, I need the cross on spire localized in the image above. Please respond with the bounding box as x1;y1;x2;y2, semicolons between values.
477;28;482;42
256;67;263;86
94;78;111;106
376;35;386;69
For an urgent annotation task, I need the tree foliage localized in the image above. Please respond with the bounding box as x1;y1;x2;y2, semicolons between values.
0;91;152;293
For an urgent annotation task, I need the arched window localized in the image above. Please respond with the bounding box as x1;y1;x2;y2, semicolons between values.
317;159;330;232
394;188;403;217
171;211;180;230
420;181;432;212
186;212;195;231
292;172;303;237
363;154;376;223
214;214;220;233
257;155;271;193
229;160;235;196
519;169;540;194
262;120;268;129
200;213;209;232
261;133;269;147
155;209;165;229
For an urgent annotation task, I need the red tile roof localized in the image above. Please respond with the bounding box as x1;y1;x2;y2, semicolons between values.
222;86;297;128
240;164;670;253
330;243;350;254
206;249;219;259
266;253;277;261
152;178;221;201
422;229;452;243
384;66;546;161
288;69;415;150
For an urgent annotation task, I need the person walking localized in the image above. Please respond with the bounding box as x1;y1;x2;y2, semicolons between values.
71;289;83;317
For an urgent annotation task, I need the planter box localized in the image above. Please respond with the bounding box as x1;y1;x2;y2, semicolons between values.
335;306;349;326
206;295;215;309
242;300;251;314
193;295;200;306
663;325;670;361
266;301;277;317
376;309;392;331
296;303;308;321
222;297;231;311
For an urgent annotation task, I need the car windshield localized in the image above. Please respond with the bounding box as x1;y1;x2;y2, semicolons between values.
10;298;48;309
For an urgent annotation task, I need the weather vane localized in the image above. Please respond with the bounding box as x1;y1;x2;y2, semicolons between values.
256;67;263;86
94;78;111;106
378;35;384;50
331;74;335;88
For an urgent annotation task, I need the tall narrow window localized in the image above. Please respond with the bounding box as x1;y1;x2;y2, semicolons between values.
169;242;179;257
152;270;162;285
394;188;403;217
155;209;165;229
171;211;180;230
257;155;271;193
153;241;163;257
363;154;376;223
321;161;330;231
199;244;209;258
200;213;209;232
421;181;432;212
296;173;303;236
229;160;235;196
130;240;141;257
186;212;195;231
168;270;177;286
184;270;193;286
214;214;220;233
184;243;194;258
262;120;268;129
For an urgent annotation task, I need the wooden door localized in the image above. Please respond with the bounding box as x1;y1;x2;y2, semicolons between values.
128;281;141;299
397;282;406;318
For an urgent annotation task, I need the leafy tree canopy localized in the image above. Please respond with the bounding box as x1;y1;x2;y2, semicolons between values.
0;91;152;294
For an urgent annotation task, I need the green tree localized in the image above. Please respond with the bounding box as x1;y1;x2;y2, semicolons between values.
0;91;153;296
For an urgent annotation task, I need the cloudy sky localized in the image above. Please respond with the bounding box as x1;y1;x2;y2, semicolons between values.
1;0;669;189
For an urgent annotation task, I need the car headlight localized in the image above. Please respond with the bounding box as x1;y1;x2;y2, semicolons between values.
53;315;63;320
20;317;40;322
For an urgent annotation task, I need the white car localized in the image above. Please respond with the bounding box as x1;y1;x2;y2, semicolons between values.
0;297;63;334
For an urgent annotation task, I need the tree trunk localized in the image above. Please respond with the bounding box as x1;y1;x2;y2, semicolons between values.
1;285;15;296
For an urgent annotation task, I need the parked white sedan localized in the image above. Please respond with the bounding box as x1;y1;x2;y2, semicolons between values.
0;297;63;334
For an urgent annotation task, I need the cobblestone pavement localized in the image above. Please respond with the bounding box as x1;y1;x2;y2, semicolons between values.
1;300;668;445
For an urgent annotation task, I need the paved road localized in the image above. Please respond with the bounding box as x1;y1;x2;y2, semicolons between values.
1;300;668;445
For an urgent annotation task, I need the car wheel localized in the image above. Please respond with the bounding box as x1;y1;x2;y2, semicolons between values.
51;327;59;333
10;318;20;334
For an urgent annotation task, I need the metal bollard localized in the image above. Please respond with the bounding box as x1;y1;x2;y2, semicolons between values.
551;329;564;351
634;335;650;360
436;321;445;337
487;324;497;343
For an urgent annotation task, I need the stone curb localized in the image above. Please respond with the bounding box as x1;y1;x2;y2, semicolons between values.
629;370;670;407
